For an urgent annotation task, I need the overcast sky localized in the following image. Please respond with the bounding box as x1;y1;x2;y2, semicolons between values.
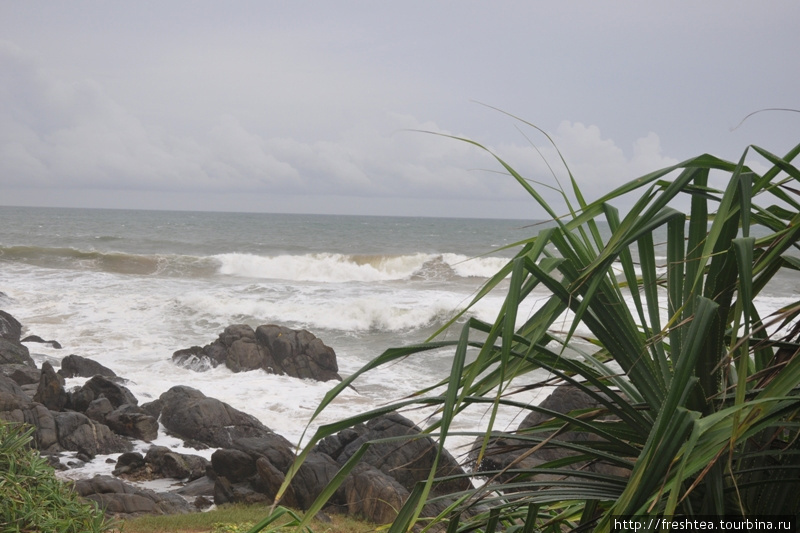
1;2;798;219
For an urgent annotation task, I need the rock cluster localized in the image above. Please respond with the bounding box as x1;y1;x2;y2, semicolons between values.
469;385;629;484
172;324;341;381
2;311;474;523
1;309;608;525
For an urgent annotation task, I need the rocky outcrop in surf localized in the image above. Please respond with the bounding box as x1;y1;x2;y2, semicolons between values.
172;323;342;381
0;309;482;524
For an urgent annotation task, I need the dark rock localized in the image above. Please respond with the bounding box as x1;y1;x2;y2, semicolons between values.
20;383;37;399
176;476;216;498
105;404;159;442
0;310;23;343
159;385;276;449
140;399;163;420
214;475;271;506
0;375;59;451
171;346;215;372
0;337;35;367
0;364;41;385
144;446;209;481
21;335;62;349
344;463;409;524
253;456;291;506
33;362;69;411
255;325;341;381
0;311;35;367
85;397;114;423
469;385;629;484
193;495;213;510
318;411;469;496
230;435;296;470
252;450;343;511
211;448;256;483
113;452;146;476
70;375;137;412
172;324;341;382
74;475;192;517
58;354;116;379
53;411;132;458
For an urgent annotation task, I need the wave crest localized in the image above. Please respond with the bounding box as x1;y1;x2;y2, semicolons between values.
213;252;508;282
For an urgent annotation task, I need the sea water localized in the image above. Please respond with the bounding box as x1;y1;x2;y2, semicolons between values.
1;206;798;478
0;206;555;469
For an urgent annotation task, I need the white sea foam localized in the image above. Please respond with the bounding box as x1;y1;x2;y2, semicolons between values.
4;207;799;485
213;252;510;283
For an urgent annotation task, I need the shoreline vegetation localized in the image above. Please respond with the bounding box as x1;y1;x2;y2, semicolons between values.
255;136;800;531
2;134;800;532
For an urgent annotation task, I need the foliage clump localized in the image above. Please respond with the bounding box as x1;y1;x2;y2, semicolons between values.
254;134;800;533
0;422;110;533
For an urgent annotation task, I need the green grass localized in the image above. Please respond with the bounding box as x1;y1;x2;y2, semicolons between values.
116;504;376;533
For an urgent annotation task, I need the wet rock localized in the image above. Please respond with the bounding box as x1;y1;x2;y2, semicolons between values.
145;446;209;481
85;397;114;423
70;375;138;412
318;411;470;496
33;361;68;411
344;463;409;524
159;385;277;449
469;385;629;484
58;354;116;379
0;364;41;385
172;324;341;381
105;404;159;442
74;475;192;517
211;448;256;483
21;335;62;349
53;411;132;458
0;310;23;343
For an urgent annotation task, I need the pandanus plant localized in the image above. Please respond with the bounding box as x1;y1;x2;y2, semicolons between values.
251;126;800;533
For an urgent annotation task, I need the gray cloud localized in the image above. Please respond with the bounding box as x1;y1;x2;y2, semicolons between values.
1;2;798;218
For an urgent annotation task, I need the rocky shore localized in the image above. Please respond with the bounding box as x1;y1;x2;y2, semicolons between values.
0;308;471;524
1;305;610;526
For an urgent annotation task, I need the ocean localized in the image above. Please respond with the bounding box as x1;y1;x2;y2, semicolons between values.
2;206;798;479
0;206;552;470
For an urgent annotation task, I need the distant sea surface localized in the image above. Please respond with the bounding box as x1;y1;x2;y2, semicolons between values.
0;206;548;462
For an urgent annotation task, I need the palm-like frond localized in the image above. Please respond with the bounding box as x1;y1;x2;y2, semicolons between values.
252;137;800;533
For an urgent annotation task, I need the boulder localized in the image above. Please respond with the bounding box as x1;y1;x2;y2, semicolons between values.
85;397;115;423
70;375;137;412
0;363;41;385
21;335;62;349
0;386;59;451
53;411;132;458
113;452;147;477
0;337;35;367
144;446;209;481
211;448;256;483
0;311;35;368
33;361;68;411
0;310;23;343
469;385;629;483
317;411;469;496
344;463;409;524
172;324;341;381
105;404;159;442
74;475;192;517
159;385;277;449
251;450;344;511
58;354;116;379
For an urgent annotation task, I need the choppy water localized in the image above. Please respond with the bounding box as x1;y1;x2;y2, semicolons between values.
1;205;798;476
0;206;553;464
